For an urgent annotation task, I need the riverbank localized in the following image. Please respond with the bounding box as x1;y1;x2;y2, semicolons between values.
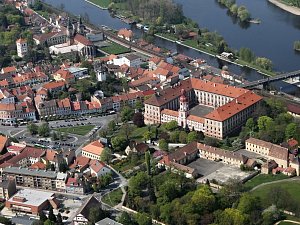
268;0;300;16
85;0;109;10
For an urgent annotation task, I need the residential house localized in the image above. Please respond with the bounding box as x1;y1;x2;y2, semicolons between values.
0;135;9;154
117;29;133;41
89;160;111;178
125;141;149;155
53;69;75;83
73;195;102;225
66;177;84;194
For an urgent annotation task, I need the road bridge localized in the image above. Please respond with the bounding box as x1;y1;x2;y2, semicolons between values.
240;70;300;88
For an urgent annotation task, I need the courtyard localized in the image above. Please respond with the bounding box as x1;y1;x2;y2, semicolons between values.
189;104;214;118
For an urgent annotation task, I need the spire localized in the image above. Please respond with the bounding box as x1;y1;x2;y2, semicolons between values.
67;17;72;29
79;15;82;25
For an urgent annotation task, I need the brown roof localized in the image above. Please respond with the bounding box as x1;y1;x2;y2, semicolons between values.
162;142;198;165
74;34;93;46
16;38;27;43
287;103;300;115
89;159;106;174
197;142;248;163
82;140;104;156
29;161;46;170
161;109;179;117
187;115;204;124
1;66;16;74
43;81;65;90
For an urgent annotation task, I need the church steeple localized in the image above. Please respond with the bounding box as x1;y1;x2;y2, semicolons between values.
77;15;84;35
178;89;189;128
66;17;74;45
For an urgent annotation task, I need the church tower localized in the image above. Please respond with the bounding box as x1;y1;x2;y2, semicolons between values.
66;17;74;45
178;89;189;128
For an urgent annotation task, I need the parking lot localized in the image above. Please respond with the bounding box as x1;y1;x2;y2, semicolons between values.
188;158;255;184
1;114;116;152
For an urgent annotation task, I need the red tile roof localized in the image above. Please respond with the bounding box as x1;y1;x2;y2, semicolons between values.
161;109;179;117
118;29;133;38
74;34;93;46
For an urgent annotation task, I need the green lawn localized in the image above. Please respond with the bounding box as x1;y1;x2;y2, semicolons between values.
252;181;300;208
235;59;276;76
244;174;288;190
156;33;178;41
102;188;123;207
100;42;131;55
54;125;95;136
88;0;111;8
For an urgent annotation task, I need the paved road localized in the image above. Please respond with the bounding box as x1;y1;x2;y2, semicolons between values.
275;220;300;225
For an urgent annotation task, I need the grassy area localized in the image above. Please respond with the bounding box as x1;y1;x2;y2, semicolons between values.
102;188;123;207
36;10;49;19
235;59;276;76
100;42;131;55
244;174;288;190
156;33;178;41
252;181;300;208
88;0;111;8
182;39;217;55
54;125;95;136
284;214;300;222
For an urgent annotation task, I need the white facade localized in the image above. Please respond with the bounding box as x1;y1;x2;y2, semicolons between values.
16;40;28;58
96;70;106;82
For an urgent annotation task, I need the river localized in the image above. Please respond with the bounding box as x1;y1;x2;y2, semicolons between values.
42;0;300;94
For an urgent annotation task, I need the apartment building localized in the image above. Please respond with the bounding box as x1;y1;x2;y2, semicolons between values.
2;167;57;190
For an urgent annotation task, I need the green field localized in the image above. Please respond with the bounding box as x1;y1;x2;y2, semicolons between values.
102;188;123;207
252;181;300;207
100;42;131;55
244;174;288;190
55;125;95;136
88;0;111;8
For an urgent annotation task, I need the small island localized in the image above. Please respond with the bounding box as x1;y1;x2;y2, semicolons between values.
268;0;300;16
294;40;300;51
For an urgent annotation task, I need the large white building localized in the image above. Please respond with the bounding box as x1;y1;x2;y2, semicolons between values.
144;78;262;139
16;38;28;58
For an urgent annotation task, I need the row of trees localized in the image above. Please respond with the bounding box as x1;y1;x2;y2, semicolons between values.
239;98;300;144
110;0;184;25
218;0;251;22
27;122;51;137
238;47;273;71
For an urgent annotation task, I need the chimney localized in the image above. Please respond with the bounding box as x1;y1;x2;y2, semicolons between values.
184;152;187;156
214;83;216;87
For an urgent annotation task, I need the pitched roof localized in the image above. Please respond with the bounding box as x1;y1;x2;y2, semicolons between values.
74;34;93;46
43;81;65;90
75;195;101;219
287;103;300;115
187;115;205;124
89;159;106;174
29;161;46;170
204;91;262;122
1;66;16;74
118;28;133;38
82;140;104;156
16;38;27;43
0;135;8;153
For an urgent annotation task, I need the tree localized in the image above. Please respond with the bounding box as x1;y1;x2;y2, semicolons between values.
119;212;135;225
135;100;143;111
27;123;38;135
43;220;55;225
59;161;68;173
257;116;274;131
121;106;134;122
48;207;56;222
159;139;168;151
191;185;216;213
204;137;219;147
111;136;127;152
129;172;150;196
107;120;116;132
164;120;178;131
39;211;48;222
187;131;199;143
285;123;297;139
133;112;145;127
56;213;63;225
38;123;50;137
143;131;152;142
230;4;238;15
255;57;273;71
245;118;256;131
120;123;134;141
101;147;112;164
237;193;262;222
214;208;248;225
135;213;152;225
232;138;243;150
170;130;180;143
145;151;151;175
239;48;254;62
179;131;187;144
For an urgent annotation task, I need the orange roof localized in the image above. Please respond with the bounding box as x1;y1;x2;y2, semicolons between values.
161;109;179;117
118;28;133;38
2;66;16;74
43;81;65;90
89;159;106;174
205;91;262;122
16;38;27;43
149;57;162;64
0;135;8;153
44;149;57;161
154;67;170;77
74;34;93;46
187;115;204;123
0;80;9;87
82;140;104;156
29;161;46;170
